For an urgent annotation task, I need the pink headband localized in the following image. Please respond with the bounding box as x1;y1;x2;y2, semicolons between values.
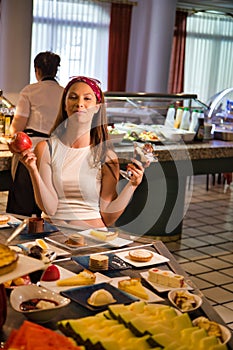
64;76;102;103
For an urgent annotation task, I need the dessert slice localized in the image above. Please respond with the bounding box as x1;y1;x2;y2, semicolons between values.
57;269;96;286
118;278;149;300
89;254;109;271
90;230;118;241
148;268;184;288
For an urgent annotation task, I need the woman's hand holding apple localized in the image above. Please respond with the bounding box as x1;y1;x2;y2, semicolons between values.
9;132;32;153
20;150;37;172
9;132;37;171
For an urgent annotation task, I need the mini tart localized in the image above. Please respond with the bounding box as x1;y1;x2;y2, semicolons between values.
128;249;153;262
0;243;18;275
0;215;10;225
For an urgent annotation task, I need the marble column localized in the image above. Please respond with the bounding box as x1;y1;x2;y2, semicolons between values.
126;0;177;93
0;0;33;104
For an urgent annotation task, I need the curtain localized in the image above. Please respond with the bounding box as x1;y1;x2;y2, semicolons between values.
168;11;188;94
107;3;132;91
31;0;111;90
184;12;233;103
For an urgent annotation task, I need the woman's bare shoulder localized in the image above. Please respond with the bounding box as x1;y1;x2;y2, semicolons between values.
105;148;118;162
34;140;50;158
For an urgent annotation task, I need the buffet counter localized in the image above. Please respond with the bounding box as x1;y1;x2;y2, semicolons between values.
114;140;233;238
0;225;232;349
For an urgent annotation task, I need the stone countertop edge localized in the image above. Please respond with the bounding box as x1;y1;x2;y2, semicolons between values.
1;140;233;170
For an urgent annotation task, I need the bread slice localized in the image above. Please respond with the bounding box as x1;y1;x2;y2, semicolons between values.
118;278;149;300
56;269;96;286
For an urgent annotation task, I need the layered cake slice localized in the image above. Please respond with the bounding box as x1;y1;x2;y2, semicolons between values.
57;269;96;286
89;254;109;270
148;268;184;288
118;278;149;300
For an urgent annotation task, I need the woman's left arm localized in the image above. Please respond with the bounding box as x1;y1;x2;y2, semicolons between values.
99;151;144;226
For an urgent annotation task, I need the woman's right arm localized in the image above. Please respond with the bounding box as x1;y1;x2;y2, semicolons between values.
20;141;59;215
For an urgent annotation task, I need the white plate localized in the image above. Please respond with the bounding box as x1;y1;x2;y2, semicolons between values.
110;276;164;303
115;250;169;267
0;214;22;229
40;265;112;293
0;255;45;284
78;229;133;248
140;271;192;292
21;241;71;258
114;122;146;134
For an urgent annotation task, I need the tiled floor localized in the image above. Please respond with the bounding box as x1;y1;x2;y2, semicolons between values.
164;175;233;331
1;175;233;332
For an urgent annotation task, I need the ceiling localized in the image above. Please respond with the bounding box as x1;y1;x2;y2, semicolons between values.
176;0;233;14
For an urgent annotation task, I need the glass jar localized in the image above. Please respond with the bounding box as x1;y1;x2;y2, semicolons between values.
0;109;5;136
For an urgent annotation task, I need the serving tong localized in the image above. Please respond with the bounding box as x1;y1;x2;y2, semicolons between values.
5;219;28;245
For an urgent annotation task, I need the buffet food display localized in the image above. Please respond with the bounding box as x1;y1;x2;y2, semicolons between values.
0;217;232;349
105;92;208;144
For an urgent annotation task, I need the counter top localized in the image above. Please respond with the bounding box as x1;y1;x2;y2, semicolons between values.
1;139;233;162
1;139;233;173
115;139;233;162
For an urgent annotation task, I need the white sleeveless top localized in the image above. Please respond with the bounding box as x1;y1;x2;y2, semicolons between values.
49;136;102;221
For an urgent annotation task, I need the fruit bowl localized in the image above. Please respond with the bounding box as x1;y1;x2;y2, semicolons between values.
193;317;232;345
10;284;70;323
168;289;202;312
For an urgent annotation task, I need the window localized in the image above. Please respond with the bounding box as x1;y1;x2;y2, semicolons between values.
31;0;111;90
184;12;233;104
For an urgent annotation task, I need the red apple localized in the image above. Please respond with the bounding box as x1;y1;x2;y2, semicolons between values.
41;265;60;282
10;132;32;153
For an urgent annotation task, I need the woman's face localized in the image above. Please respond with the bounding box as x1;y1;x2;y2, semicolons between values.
65;82;98;118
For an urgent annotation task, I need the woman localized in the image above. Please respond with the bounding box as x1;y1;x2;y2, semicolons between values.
18;76;145;229
7;51;64;217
